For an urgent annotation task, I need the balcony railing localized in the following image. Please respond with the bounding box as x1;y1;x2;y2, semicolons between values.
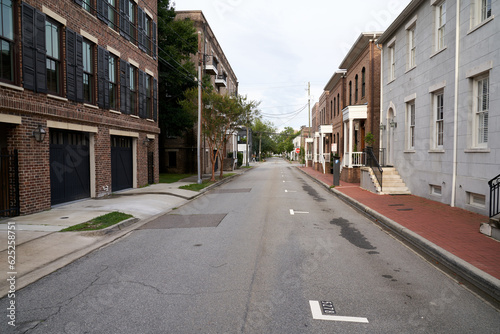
344;152;365;167
215;74;227;87
489;174;500;218
205;56;219;75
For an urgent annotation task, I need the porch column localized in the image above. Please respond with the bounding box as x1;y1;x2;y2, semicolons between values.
348;118;353;168
343;121;348;167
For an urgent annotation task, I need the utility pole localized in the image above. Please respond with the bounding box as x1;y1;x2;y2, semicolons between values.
197;32;202;184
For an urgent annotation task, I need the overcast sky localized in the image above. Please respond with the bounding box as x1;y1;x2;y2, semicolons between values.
175;0;412;131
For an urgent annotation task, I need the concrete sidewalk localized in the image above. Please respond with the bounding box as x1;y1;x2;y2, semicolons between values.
0;167;253;297
297;165;500;303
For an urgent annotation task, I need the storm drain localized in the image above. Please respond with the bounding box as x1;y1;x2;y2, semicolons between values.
211;188;252;194
140;214;227;229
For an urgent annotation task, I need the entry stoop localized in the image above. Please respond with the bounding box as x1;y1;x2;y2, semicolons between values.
361;167;411;195
380;167;411;195
480;215;500;241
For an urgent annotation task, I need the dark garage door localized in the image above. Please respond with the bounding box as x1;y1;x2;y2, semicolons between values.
111;136;133;192
50;130;90;205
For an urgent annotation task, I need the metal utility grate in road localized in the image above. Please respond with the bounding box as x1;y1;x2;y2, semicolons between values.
320;301;336;315
140;214;227;229
211;188;252;194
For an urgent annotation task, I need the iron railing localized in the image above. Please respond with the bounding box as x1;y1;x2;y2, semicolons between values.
0;150;20;217
365;147;383;191
489;173;500;218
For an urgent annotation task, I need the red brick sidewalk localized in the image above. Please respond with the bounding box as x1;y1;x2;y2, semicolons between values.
299;166;500;281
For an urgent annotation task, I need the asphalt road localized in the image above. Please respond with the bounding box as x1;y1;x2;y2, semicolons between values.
2;158;499;333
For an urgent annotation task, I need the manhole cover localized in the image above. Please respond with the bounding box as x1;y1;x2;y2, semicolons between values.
140;214;227;229
320;301;336;315
211;188;252;194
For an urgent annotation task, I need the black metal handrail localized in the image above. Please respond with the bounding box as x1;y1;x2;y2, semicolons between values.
364;147;383;191
489;173;500;218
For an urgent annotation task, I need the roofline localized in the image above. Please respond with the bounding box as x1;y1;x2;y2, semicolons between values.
378;0;425;44
175;10;237;82
339;32;384;69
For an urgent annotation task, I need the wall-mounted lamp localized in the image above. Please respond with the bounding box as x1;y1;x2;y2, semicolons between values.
33;125;46;142
143;138;151;146
390;121;397;128
380;124;386;131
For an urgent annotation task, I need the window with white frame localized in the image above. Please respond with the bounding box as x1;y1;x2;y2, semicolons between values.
407;25;416;69
407;101;416;150
435;1;446;51
389;44;396;80
433;91;444;149
472;0;492;26
473;74;489;147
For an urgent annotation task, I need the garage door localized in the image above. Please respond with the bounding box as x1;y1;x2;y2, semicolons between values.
111;136;133;192
50;130;90;205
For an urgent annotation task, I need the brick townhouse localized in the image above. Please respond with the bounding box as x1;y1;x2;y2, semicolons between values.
320;32;382;182
162;10;238;175
0;0;159;216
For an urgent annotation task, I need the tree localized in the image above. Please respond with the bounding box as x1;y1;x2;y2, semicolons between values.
252;118;276;160
157;0;198;138
274;127;299;155
179;81;260;181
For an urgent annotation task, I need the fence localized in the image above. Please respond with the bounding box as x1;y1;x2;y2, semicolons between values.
0;150;20;217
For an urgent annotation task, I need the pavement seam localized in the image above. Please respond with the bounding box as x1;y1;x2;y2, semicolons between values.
295;166;500;303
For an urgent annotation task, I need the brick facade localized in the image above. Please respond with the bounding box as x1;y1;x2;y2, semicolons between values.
0;0;159;215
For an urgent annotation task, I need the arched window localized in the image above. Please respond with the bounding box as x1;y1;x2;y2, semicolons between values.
355;75;358;102
333;97;336;117
337;93;340;115
361;67;366;98
349;81;352;105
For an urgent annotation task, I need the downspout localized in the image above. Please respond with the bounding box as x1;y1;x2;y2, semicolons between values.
376;41;383;162
451;0;461;207
370;37;375;137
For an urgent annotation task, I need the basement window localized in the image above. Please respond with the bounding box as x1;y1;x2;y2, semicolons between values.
430;184;442;196
468;192;486;208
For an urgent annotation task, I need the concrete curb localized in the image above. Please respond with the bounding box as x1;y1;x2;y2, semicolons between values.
82;217;140;237
296;167;500;303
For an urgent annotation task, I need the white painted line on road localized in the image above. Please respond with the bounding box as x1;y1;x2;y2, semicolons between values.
309;301;369;323
285;190;297;193
290;209;309;215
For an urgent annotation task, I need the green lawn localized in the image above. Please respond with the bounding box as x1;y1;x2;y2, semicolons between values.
179;173;236;192
159;173;194;184
61;212;133;232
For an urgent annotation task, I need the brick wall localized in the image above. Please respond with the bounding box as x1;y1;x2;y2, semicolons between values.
0;0;159;215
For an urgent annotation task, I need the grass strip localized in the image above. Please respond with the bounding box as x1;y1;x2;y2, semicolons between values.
179;173;236;192
61;212;133;232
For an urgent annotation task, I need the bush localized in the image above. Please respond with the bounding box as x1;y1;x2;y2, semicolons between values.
237;152;243;167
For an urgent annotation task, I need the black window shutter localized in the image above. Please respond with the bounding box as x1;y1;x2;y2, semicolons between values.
75;34;84;103
35;10;47;94
66;29;76;101
97;46;104;108
138;70;145;118
120;60;129;114
153;78;157;121
97;46;110;109
119;0;130;41
22;3;36;91
97;0;109;24
152;21;157;59
137;7;145;52
74;0;83;6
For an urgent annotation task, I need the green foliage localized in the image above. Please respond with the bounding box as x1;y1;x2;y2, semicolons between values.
61;212;133;232
365;132;375;147
252;118;277;158
274;127;299;154
237;152;243;167
157;0;198;137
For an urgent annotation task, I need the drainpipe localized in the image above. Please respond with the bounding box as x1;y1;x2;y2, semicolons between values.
451;0;461;207
376;42;384;162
